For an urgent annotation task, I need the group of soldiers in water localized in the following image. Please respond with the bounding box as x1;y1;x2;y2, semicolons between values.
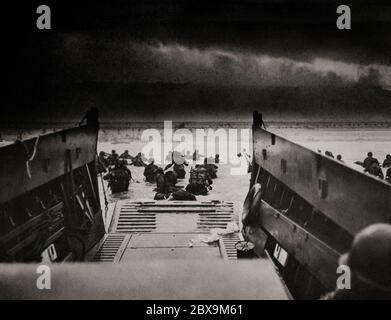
361;152;391;183
322;150;391;183
98;148;390;196
97;149;221;200
97;150;147;193
151;151;219;201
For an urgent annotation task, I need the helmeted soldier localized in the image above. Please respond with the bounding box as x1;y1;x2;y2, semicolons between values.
119;150;133;160
165;151;188;179
107;150;119;166
143;159;159;183
363;152;380;171
103;160;132;193
323;223;391;300
382;154;391;168
130;152;147;167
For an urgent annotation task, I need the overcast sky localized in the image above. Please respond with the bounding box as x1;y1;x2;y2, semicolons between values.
3;0;391;121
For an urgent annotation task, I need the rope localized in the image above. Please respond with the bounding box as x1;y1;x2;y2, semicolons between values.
99;173;109;212
96;152;109;220
17;136;40;179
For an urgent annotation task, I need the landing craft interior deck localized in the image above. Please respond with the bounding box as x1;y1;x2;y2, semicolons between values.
0;200;290;299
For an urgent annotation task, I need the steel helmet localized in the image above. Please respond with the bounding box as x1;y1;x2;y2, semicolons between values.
345;223;391;292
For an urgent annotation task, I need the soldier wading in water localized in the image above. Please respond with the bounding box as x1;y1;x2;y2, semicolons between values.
103;160;132;193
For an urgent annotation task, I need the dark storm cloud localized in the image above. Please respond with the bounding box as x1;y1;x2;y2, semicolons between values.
7;0;391;87
3;0;391;122
46;0;391;66
46;0;390;87
58;36;391;88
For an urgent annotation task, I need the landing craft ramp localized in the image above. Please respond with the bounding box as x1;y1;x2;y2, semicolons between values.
74;191;290;299
88;200;246;262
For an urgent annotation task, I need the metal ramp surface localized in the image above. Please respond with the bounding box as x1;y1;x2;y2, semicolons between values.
92;200;242;262
92;234;130;263
109;200;235;233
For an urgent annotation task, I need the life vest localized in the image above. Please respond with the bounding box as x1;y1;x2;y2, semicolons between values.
156;174;168;193
165;171;178;186
144;164;159;183
173;164;186;179
190;167;212;185
108;169;131;193
185;183;208;196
